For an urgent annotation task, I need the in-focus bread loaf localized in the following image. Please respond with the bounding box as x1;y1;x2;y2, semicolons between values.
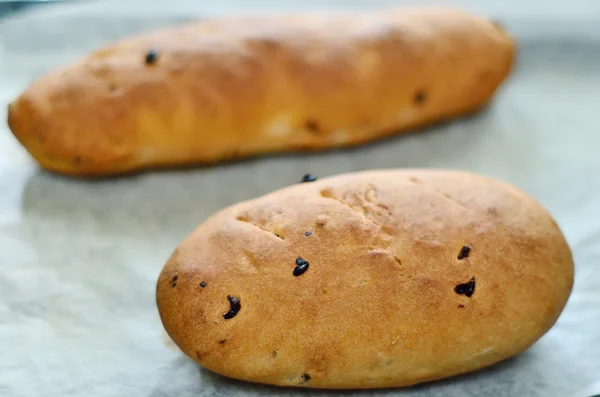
8;7;515;176
156;169;573;389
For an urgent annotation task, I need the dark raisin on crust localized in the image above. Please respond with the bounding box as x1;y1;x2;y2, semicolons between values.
223;295;241;319
458;245;471;260
293;257;310;276
171;283;176;288
301;373;311;382
225;148;240;160
200;281;207;288
219;339;228;344
145;49;159;65
413;90;427;105
305;231;312;236
454;277;476;297
301;174;317;183
171;275;178;282
304;119;320;133
458;304;465;308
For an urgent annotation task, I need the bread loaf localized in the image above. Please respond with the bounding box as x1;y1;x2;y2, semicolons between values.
8;8;515;176
156;169;573;389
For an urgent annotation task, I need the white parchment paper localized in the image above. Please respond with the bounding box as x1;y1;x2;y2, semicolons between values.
1;1;599;396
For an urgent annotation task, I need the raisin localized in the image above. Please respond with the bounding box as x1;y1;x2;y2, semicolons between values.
458;304;465;308
414;90;427;105
305;119;320;133
171;275;178;282
223;295;241;319
293;257;310;276
455;277;476;297
171;283;176;288
145;49;159;65
200;281;207;288
301;373;311;382
301;174;317;183
458;245;471;260
219;339;228;344
305;231;312;237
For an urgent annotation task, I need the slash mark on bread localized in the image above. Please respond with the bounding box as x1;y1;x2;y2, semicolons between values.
321;185;391;221
320;189;377;224
236;214;285;240
393;255;411;278
320;185;392;249
409;177;469;211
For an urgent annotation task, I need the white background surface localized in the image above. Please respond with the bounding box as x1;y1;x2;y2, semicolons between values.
1;1;599;396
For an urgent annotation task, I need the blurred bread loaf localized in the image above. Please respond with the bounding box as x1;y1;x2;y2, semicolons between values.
8;8;515;176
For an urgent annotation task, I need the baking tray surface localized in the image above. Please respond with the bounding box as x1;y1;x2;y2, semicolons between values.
0;3;599;397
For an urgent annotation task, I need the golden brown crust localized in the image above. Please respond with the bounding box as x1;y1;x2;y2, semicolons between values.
8;8;515;176
156;169;573;389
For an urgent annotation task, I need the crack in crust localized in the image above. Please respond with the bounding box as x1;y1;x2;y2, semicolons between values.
409;177;469;211
238;250;260;273
319;184;391;227
319;184;392;249
393;255;412;279
319;189;377;226
236;214;285;240
393;255;403;267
